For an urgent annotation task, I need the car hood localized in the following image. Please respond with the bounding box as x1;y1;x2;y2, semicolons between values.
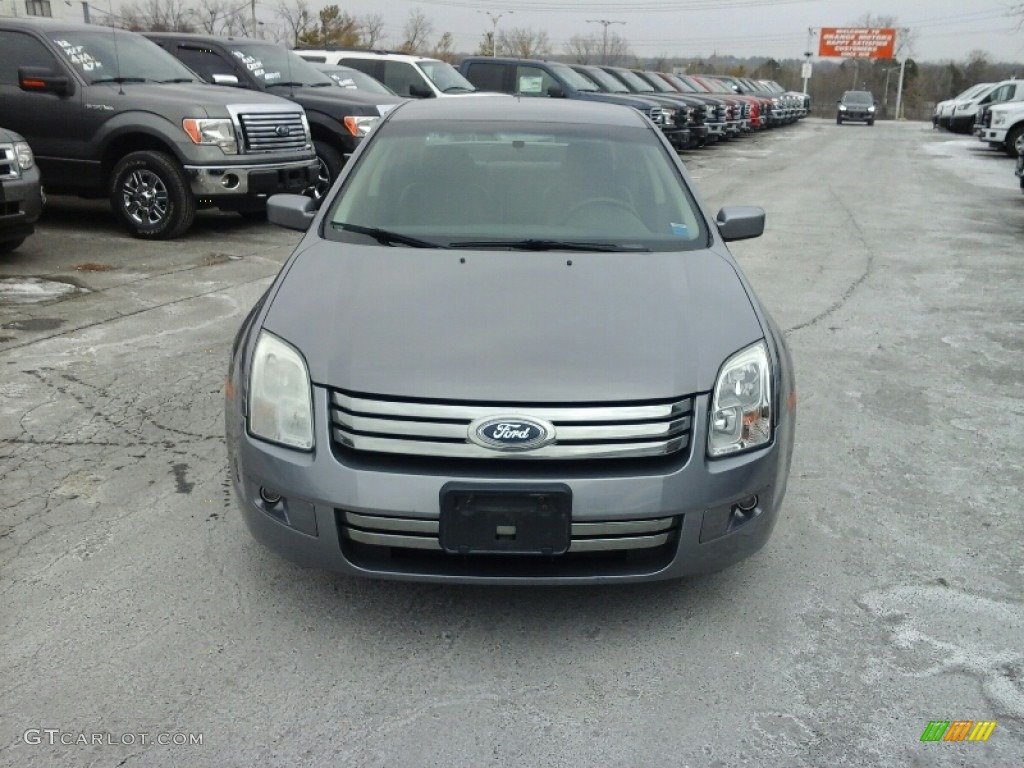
83;82;299;112
262;242;765;401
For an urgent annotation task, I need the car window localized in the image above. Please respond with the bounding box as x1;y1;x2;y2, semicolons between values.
228;43;331;86
418;60;474;93
515;65;558;97
383;61;432;97
464;61;505;92
577;66;627;93
319;66;395;95
47;29;196;84
0;31;59;84
175;46;236;83
325;119;706;251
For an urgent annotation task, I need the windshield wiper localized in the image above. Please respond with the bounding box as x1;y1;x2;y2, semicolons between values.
92;76;150;84
333;222;449;249
442;85;473;93
266;81;308;88
450;239;650;252
160;77;194;83
308;81;334;87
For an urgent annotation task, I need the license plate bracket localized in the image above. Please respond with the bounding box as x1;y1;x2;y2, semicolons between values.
439;484;571;556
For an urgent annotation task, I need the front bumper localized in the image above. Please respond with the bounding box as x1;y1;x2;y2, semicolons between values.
227;388;793;584
980;127;1008;144
0;165;44;243
663;126;692;149
184;159;319;198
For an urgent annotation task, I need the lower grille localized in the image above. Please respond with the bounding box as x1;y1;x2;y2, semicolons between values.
339;509;680;553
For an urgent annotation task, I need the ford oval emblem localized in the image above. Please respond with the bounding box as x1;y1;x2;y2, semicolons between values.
468;415;556;452
275;125;291;137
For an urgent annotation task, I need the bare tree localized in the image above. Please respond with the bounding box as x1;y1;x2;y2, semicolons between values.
360;13;386;48
475;31;496;56
275;0;312;48
565;34;598;63
497;27;550;59
297;4;360;48
399;9;433;54
120;0;195;32
432;31;457;63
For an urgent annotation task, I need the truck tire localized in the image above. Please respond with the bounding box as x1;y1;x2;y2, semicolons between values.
1005;125;1024;158
311;141;343;201
836;116;843;125
0;238;25;254
110;150;196;239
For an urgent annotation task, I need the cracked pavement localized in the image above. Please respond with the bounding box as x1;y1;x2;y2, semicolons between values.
1;121;1022;767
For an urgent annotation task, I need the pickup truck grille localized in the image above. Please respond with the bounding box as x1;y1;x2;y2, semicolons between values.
0;145;19;181
329;390;693;460
238;112;308;153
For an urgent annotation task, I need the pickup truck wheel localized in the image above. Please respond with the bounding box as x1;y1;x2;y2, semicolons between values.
0;238;26;254
310;141;343;201
836;116;843;125
1005;125;1024;158
110;151;196;239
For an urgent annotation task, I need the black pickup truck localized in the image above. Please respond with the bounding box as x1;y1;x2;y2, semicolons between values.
0;127;44;253
0;20;318;239
145;34;405;199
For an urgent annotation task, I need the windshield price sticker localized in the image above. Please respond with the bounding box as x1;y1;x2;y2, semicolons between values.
232;51;266;77
518;76;543;94
54;39;103;71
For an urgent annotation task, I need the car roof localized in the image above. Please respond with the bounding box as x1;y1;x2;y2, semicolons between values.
0;18;126;32
299;49;439;64
144;32;273;44
387;95;647;127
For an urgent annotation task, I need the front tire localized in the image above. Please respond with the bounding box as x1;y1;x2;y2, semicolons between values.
1004;125;1024;158
110;151;196;239
0;238;25;254
311;141;344;201
836;116;843;125
867;120;875;126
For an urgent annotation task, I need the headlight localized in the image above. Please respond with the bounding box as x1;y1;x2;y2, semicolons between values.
993;113;1006;126
14;142;34;170
248;331;314;450
708;341;772;457
868;106;876;112
343;115;379;137
182;118;238;155
839;105;847;111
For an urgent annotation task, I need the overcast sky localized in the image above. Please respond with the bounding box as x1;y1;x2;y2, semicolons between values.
314;0;1024;63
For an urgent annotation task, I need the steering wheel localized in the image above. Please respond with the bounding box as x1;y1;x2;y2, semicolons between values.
563;198;640;223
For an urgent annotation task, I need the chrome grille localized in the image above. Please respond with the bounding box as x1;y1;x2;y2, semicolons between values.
0;145;18;181
330;390;693;460
340;510;680;553
238;112;308;153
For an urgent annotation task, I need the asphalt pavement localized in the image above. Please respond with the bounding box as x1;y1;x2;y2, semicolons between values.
1;119;1022;767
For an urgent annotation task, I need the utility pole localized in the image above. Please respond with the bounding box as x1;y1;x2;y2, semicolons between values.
893;28;910;120
801;27;815;96
81;0;90;22
479;10;512;58
586;18;626;64
250;0;257;38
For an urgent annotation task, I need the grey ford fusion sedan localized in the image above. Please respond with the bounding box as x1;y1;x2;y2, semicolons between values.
225;96;795;584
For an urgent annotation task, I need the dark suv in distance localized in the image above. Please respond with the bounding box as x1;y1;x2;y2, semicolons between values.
837;91;878;126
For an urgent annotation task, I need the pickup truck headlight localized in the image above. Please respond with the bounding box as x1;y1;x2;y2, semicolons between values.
248;331;314;451
708;341;772;457
182;118;238;155
343;115;379;138
14;142;34;170
868;106;876;112
993;113;1007;126
839;105;847;111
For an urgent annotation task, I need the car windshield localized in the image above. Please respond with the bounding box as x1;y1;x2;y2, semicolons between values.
418;61;475;92
640;74;675;93
611;68;651;92
319;66;396;95
325;119;706;251
577;67;627;93
843;92;874;104
50;29;196;84
549;63;598;92
229;43;332;86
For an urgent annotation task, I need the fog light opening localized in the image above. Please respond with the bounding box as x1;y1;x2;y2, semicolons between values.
221;174;240;189
259;487;282;505
735;495;758;513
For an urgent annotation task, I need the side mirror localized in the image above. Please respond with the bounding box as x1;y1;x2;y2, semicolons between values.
716;206;765;242
267;194;317;231
547;85;566;98
19;66;72;96
212;73;240;86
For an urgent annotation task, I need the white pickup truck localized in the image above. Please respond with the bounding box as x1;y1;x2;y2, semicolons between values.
980;100;1024;158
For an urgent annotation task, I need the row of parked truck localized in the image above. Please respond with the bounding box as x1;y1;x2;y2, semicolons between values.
933;78;1024;159
0;18;808;247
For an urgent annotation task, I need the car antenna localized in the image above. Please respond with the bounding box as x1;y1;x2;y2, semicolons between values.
110;14;124;95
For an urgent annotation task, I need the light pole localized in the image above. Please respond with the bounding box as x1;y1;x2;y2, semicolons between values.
479;10;512;58
586;18;626;64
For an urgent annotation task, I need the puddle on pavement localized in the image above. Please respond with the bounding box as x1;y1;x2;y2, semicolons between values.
0;277;89;305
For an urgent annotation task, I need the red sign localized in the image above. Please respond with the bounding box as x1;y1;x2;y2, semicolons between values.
819;28;896;60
